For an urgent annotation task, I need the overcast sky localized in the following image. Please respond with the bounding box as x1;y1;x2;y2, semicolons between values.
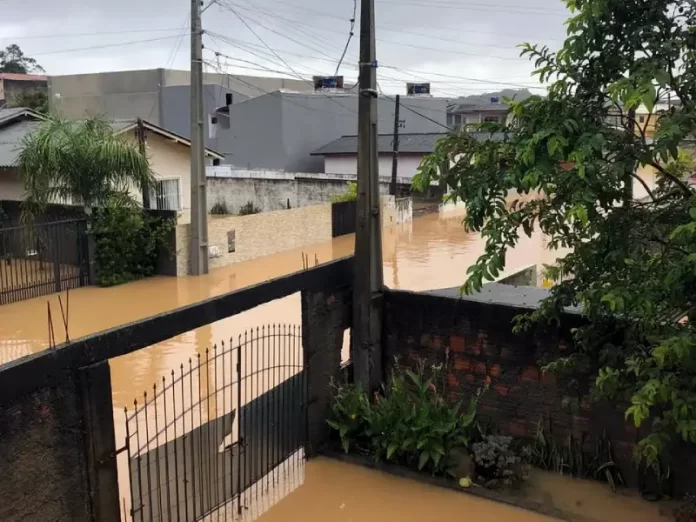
0;0;571;96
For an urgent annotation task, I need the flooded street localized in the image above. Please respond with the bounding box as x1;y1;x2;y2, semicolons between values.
0;210;567;521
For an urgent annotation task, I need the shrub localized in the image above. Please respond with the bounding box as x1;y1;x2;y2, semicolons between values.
327;361;480;476
330;182;358;203
93;204;174;287
239;201;261;215
472;435;529;488
210;201;230;215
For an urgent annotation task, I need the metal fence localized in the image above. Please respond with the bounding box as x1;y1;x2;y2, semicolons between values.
0;219;89;305
123;324;307;522
331;200;356;237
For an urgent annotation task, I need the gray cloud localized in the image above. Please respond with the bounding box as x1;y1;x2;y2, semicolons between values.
0;0;571;95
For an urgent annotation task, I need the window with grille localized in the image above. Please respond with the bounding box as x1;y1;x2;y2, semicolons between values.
483;116;500;123
154;179;180;211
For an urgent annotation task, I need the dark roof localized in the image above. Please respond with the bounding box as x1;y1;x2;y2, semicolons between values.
450;103;509;114
312;131;504;156
0;114;224;167
424;282;582;314
313;133;447;155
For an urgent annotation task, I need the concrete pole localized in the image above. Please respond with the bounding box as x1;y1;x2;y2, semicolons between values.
390;94;401;196
352;0;384;391
136;118;151;209
190;0;208;275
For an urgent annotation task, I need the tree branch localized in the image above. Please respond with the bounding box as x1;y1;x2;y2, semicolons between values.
649;161;693;197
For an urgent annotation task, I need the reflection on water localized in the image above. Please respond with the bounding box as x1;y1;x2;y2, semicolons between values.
258;457;553;522
0;210;567;522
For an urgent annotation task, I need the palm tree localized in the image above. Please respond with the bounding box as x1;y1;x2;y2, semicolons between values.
17;113;155;215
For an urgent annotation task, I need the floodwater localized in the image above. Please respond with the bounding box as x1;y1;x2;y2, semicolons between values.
0;209;568;521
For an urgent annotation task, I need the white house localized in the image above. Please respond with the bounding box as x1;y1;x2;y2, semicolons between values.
0;108;224;221
311;133;448;181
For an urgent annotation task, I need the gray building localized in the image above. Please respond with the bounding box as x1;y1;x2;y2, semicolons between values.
48;68;311;126
213;91;449;172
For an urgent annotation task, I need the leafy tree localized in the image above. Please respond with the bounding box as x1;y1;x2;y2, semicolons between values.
18;114;155;215
0;44;44;74
416;0;696;465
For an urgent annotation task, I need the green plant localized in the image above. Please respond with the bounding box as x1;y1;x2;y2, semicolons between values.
369;364;478;474
210;200;230;215
93;203;174;287
18;114;154;216
414;0;696;466
330;182;358;203
529;421;624;490
472;435;529;488
238;201;260;216
327;382;371;454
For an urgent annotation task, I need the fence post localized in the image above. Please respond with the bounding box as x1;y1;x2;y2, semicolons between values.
79;360;121;522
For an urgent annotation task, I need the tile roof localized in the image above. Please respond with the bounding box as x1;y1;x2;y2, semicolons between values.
312;131;504;155
0;73;47;82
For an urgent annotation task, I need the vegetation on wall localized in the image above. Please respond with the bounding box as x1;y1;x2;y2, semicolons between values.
92;204;174;287
330;182;358;203
12;92;48;114
415;0;696;466
210;200;230;215
238;201;261;216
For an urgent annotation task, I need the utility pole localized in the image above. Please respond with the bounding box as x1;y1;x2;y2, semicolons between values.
390;94;400;196
136;118;151;209
190;0;208;275
353;0;384;391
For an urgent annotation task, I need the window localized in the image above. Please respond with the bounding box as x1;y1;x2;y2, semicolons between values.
639;115;646;123
447;113;463;128
227;230;236;252
154;179;180;211
483;116;500;123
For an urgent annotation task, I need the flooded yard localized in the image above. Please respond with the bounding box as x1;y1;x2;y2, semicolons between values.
0;210;591;522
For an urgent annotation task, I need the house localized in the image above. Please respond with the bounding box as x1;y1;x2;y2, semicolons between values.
213;91;449;171
447;100;509;128
311;132;448;181
0;108;224;222
0;73;47;108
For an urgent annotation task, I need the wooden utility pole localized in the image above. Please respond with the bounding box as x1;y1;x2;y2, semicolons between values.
190;0;208;275
353;0;384;391
390;94;400;196
136;118;151;209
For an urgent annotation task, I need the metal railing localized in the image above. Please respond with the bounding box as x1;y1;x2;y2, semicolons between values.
0;219;89;305
123;324;307;522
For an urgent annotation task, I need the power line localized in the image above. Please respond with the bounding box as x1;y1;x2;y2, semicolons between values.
335;0;357;75
29;35;186;57
0;28;183;41
376;0;567;16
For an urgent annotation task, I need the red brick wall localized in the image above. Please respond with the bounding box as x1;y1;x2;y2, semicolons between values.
384;289;696;495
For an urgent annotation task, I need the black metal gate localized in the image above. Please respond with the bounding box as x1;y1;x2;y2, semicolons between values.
331;200;356;237
123;324;307;522
0;218;89;305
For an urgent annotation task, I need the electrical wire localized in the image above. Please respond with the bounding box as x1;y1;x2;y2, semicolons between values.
28;35;187;57
0;28;184;42
335;0;357;76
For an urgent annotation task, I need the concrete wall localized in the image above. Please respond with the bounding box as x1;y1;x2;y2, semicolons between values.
384;289;696;496
50;69;163;121
324;153;424;179
221;93;448;171
48;69;312;124
0;79;47;106
205;169;398;214
175;203;333;275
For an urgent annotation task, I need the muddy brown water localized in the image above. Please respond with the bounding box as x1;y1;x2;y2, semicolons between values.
2;210;653;522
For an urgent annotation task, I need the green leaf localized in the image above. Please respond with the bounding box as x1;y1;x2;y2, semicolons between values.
326;420;340;430
340;425;349;438
342;438;350;454
689;207;696;221
387;443;398;460
418;451;430;470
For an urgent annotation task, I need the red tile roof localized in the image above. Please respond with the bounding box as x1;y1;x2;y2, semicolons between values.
0;73;47;82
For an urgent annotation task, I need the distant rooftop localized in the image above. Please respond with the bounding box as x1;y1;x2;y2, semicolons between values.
312;131;504;155
0;73;47;82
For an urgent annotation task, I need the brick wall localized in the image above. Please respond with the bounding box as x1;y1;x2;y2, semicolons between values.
384;289;696;495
